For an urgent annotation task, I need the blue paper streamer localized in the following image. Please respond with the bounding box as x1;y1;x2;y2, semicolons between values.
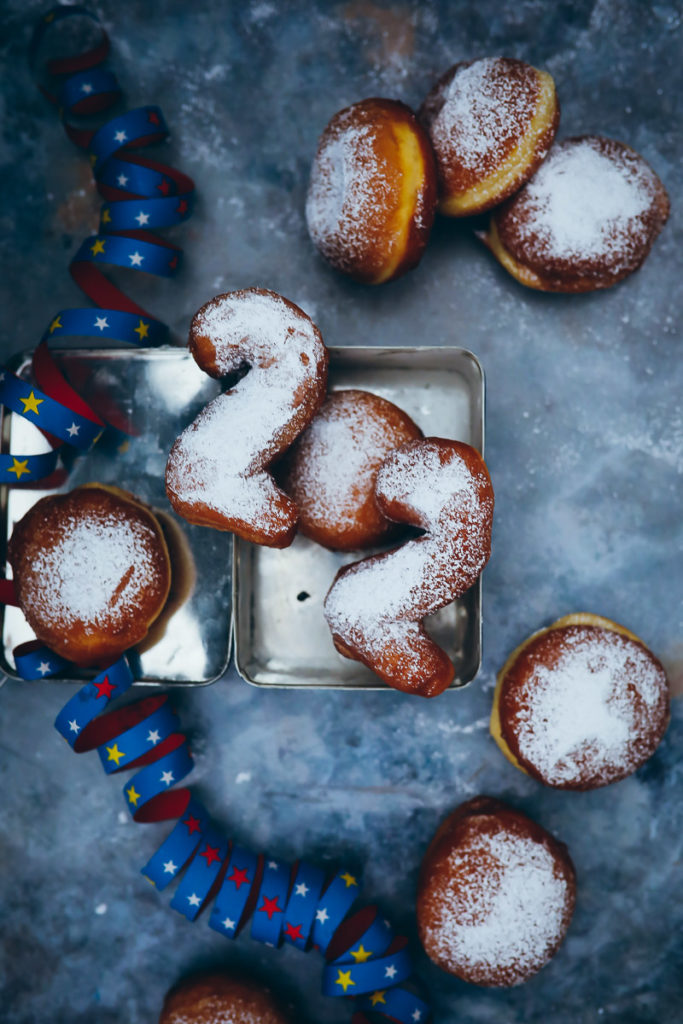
5;4;194;485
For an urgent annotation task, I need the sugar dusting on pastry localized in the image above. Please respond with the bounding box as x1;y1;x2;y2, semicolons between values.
26;512;159;631
422;826;571;985
510;627;668;786
166;289;327;538
324;439;493;695
512;137;658;264
306;117;382;261
281;389;422;549
429;58;539;175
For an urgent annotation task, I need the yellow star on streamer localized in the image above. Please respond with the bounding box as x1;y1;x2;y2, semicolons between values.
49;315;62;334
106;743;125;766
335;969;355;994
350;943;373;963
90;238;106;256
20;391;44;416
101;208;112;224
340;871;358;888
134;319;150;340
7;458;30;479
90;153;97;167
126;785;140;806
370;991;387;1007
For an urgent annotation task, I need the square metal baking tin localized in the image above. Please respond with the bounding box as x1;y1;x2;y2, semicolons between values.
233;346;485;691
0;347;234;686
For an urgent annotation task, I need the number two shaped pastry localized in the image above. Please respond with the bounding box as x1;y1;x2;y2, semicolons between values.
166;288;329;547
324;438;494;697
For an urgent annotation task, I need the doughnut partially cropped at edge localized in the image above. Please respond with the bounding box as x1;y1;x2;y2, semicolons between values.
481;135;670;291
417;796;576;986
419;56;559;217
158;973;290;1024
491;613;670;789
306;98;438;284
8;484;171;667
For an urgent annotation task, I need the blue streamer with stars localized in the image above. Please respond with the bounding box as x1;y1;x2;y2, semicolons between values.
1;4;195;487
12;637;432;1022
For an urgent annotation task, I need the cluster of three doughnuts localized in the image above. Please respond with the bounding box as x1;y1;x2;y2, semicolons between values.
306;57;669;291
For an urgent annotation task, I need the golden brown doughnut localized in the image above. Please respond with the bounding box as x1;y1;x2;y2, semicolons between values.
419;57;559;216
491;613;671;789
158;973;290;1024
166;288;329;547
482;135;670;291
278;389;423;551
417;797;576;987
324;438;494;697
306;98;437;283
8;484;171;667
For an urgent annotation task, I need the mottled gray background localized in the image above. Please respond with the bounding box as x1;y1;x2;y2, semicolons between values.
0;1;681;1022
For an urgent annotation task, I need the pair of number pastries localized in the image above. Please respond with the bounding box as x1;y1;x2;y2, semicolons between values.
306;57;669;291
165;287;494;698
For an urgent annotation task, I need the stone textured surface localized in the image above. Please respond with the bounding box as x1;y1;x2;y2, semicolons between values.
0;1;681;1022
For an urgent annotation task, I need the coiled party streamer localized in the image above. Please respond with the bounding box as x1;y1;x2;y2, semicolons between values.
0;4;194;486
5;6;432;1021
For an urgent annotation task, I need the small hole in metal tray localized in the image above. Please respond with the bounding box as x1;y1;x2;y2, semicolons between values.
296;591;310;602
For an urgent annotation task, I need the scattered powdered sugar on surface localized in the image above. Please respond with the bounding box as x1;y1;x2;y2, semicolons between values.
306;112;388;258
512;628;667;785
430;58;537;173
285;391;417;532
508;138;657;264
25;511;159;631
167;291;323;528
325;443;492;667
425;828;570;982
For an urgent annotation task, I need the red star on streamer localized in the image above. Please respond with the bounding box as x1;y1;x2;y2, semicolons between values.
148;111;160;125
284;921;304;942
168;254;178;270
200;844;221;867
183;814;201;835
176;199;188;214
93;676;115;699
157;178;171;195
228;866;250;890
259;895;282;920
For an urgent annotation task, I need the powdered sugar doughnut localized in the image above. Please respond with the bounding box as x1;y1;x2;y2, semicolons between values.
324;438;494;697
8;484;171;667
491;613;670;789
279;389;423;551
166;288;328;547
306;98;437;284
483;135;670;291
159;973;290;1024
417;797;576;987
419;57;559;217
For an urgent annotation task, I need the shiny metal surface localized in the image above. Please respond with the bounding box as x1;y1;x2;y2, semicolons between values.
1;347;233;685
233;345;485;690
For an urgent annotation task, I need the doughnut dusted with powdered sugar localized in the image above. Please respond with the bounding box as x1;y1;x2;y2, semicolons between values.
419;57;559;217
324;438;493;697
482;135;670;291
279;388;423;551
306;98;437;284
158;973;290;1024
166;288;329;547
417;797;576;986
491;613;670;789
8;484;171;667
